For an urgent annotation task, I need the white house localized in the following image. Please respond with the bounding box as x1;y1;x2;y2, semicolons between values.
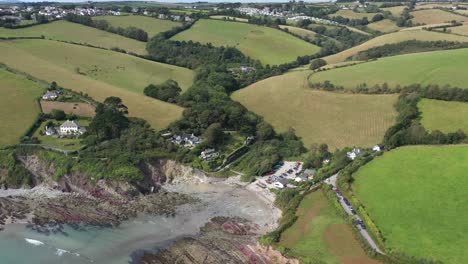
171;134;202;147
347;148;362;160
200;148;219;161
373;144;384;152
42;91;59;100
59;120;86;135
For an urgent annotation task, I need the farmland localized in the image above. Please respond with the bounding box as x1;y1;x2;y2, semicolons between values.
0;20;147;55
353;145;468;264
418;99;468;133
279;25;318;41
210;16;248;22
315;48;468;88
232;71;397;149
92;15;181;37
367;19;401;33
171;19;320;65
446;23;468;36
381;6;407;17
41;101;96;118
0;68;44;147
0;39;194;129
279;190;381;264
331;9;379;20
324;29;468;64
410;9;467;25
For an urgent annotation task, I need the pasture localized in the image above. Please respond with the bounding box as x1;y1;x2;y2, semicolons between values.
418;99;468;133
232;71;397;149
381;6;406;17
314;48;468;89
0;20;147;55
171;19;320;65
446;23;468;36
331;9;379;20
324;29;468;64
410;9;467;25
367;19;401;33
353;145;468;264
0;39;194;129
279;25;318;41
92;15;181;37
279;190;381;264
41;101;96;118
0;68;44;147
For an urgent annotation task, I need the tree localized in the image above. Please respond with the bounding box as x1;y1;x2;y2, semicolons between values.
88;97;129;140
50;81;58;90
144;79;182;102
372;14;384;23
256;121;275;141
203;123;224;146
309;58;327;70
51;109;66;120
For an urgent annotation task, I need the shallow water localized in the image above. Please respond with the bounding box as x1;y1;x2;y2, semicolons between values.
0;182;276;264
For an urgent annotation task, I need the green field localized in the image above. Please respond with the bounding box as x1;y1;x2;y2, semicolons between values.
314;48;468;89
418;99;468;133
279;190;381;264
367;19;401;33
0;68;44;147
410;9;467;25
232;71;397;149
92;15;181;37
353;145;468;264
171;19;320;65
0;39;194;129
0;20;147;55
324;29;468;64
331;9;380;20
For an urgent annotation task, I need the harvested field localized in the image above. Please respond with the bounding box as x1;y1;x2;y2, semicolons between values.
410;9;467;25
367;19;401;33
331;10;379;20
446;23;468;36
381;6;407;17
40;101;96;117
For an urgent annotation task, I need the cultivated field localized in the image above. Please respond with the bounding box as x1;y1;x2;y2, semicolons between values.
353;145;468;264
92;15;181;37
446;23;468;36
324;29;468;64
210;16;248;22
410;9;467;25
381;6;407;17
0;39;194;129
0;20;147;55
331;9;379;20
279;25;318;41
232;71;397;149
418;99;468;133
367;19;401;33
41;101;96;118
171;19;320;65
0;68;44;147
279;190;381;264
314;48;468;89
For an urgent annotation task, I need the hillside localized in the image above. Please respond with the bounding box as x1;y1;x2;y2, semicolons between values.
324;29;468;64
0;20;147;55
410;9;467;25
331;9;380;20
418;99;468;133
92;15;181;37
313;48;468;88
171;19;320;65
0;39;194;129
232;71;397;149
353;145;468;264
367;19;401;33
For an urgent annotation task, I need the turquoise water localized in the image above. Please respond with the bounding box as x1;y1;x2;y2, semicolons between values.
0;182;276;264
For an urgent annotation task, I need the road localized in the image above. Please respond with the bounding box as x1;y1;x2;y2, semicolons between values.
326;173;384;255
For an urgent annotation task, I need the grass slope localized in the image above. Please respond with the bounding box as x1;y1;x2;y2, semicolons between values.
0;68;44;147
418;99;468;133
367;19;401;33
279;25;317;40
171;19;320;65
353;145;468;264
210;16;248;22
0;39;194;129
410;9;467;25
92;15;181;37
447;23;468;36
331;9;379;20
315;48;468;88
232;71;397;149
279;190;381;264
324;29;468;64
0;20;147;55
381;6;406;17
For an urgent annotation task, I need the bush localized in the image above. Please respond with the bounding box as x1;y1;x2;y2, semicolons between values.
143;79;182;103
309;58;327;70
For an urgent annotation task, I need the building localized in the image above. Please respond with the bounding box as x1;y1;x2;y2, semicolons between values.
347;148;362;160
303;169;316;179
42;91;59;100
171;134;202;147
274;178;289;189
59;120;86;135
45;126;57;136
373;144;384;152
200;148;219;161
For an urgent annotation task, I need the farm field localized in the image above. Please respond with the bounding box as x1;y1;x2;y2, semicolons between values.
0;68;44;147
353;145;468;264
331;9;379;19
92;15;181;37
314;48;468;89
0;20;147;55
232;71;397;149
41;101;96;118
0;39;193;129
171;19;320;65
367;19;401;33
210;16;248;22
418;99;468;133
279;25;318;40
410;9;467;25
446;23;468;36
381;6;406;17
279;190;381;264
323;29;468;64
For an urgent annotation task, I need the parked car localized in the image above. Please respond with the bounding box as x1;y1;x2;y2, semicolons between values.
343;198;350;206
350;209;357;215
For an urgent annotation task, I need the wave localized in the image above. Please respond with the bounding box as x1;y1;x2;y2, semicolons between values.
24;238;45;246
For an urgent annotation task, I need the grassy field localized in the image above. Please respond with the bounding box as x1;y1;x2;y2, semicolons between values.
279;190;381;264
210;16;248;22
279;25;318;40
353;145;468;264
418;99;468;133
171;19;320;65
41;101;96;117
367;19;401;33
331;9;379;19
323;29;468;64
0;39;194;129
446;23;468;36
410;9;467;25
381;6;407;17
314;48;468;89
92;15;181;37
232;71;397;149
0;20;147;55
0;68;44;147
